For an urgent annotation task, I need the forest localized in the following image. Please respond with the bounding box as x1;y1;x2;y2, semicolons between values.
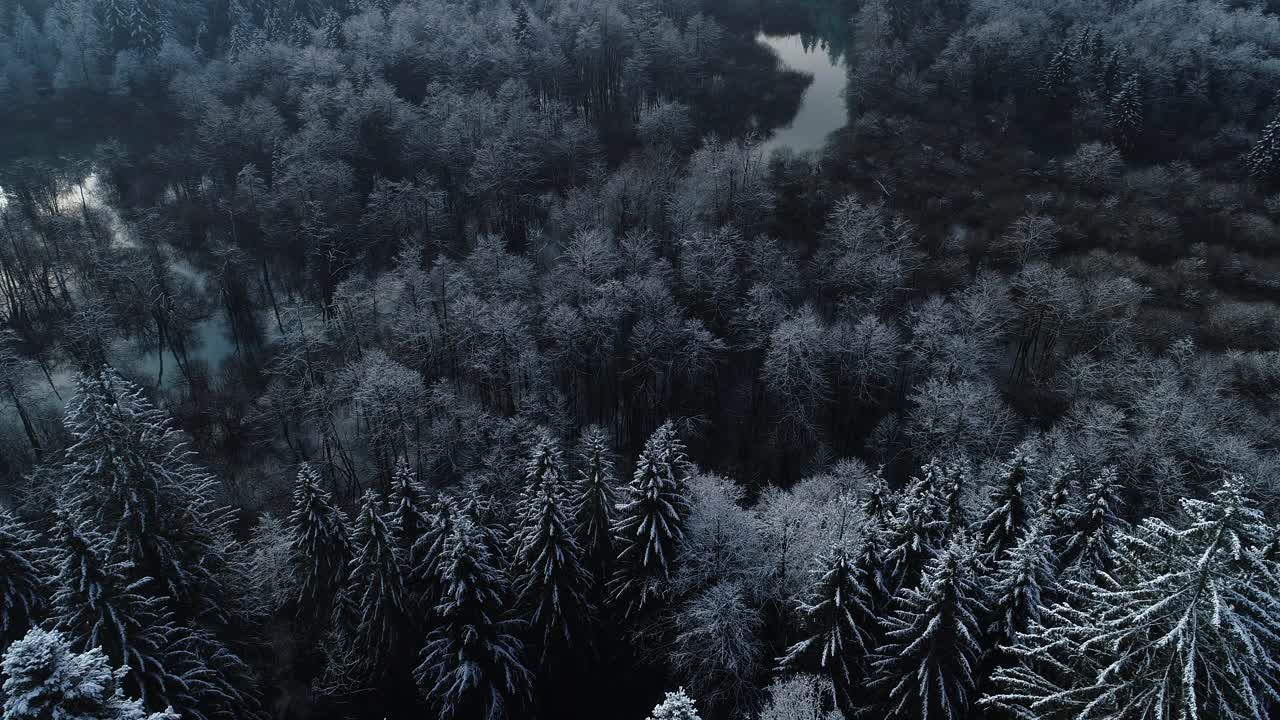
2;0;1280;717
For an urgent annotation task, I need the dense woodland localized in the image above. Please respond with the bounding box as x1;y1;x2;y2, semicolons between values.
3;0;1280;717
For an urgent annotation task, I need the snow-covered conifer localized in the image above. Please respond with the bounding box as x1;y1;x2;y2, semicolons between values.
862;469;894;528
572;426;617;587
0;507;43;651
980;447;1035;564
48;513;177;709
390;460;430;561
646;687;702;720
872;535;988;720
988;526;1055;650
414;515;532;720
782;540;877;715
608;426;693;617
1108;74;1142;151
345;489;405;672
882;468;946;593
986;476;1280;720
1248;113;1280;185
1056;466;1125;580
512;482;592;665
61;368;235;623
1;627;178;720
288;462;352;619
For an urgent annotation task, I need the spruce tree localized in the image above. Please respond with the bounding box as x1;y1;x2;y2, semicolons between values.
872;536;988;720
410;496;456;620
608;425;693;618
1247;113;1280;186
414;516;532;720
572;426;617;589
1056;466;1125;580
511;432;568;554
980;448;1035;564
988;526;1055;651
861;469;894;528
48;513;178;710
1;628;178;720
61;368;236;627
938;459;970;536
987;476;1280;720
646;688;702;720
1108;73;1142;152
882;469;946;593
781;540;877;716
288;462;353;620
512;483;592;665
0;507;43;652
390;460;430;561
345;489;405;674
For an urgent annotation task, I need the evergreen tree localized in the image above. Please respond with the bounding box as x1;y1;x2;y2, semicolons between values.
0;507;43;652
1041;458;1075;534
48;513;177;710
1247;113;1280;186
410;496;456;620
511;432;568;554
781;540;877;716
414;515;532;720
572;426;617;588
986;476;1280;720
1;627;178;720
1108;73;1142;152
390;460;430;561
608;425;693;618
1040;44;1075;106
288;462;353;620
1056;467;1125;580
988;526;1055;651
862;469;894;528
512;483;592;665
872;536;988;720
646;688;702;720
345;489;405;674
938;459;970;535
882;469;946;593
61;368;236;627
980;448;1035;564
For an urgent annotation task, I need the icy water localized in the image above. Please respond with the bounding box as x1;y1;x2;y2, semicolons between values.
756;33;848;156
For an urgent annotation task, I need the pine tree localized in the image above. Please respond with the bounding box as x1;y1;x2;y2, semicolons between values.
0;507;43;652
1040;44;1075;105
986;476;1280;720
48;513;178;710
647;688;702;720
572;426;617;588
511;432;568;554
345;489;405;673
410;496;456;619
414;515;532;720
938;459;970;536
1;627;178;720
1041;458;1075;534
988;526;1055;651
872;536;988;720
1247;113;1280;186
61;368;236;626
781;540;877;716
882;470;946;593
608;425;693;618
512;483;592;665
288;462;352;620
1056;466;1125;580
862;469;894;528
980;448;1035;564
390;460;430;560
1108;73;1142;152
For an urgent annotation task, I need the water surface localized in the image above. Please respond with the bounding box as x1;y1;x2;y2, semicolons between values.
756;33;848;157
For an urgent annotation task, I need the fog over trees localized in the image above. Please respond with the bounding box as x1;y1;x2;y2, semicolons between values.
2;0;1280;717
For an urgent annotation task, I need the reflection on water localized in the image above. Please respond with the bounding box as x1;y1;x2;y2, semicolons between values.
756;33;848;157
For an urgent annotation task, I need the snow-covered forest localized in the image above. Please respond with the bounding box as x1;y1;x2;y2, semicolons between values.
3;0;1280;717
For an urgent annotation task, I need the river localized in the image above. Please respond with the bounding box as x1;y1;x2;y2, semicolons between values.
756;33;849;157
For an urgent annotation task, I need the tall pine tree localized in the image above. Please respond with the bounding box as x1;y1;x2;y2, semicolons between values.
572;426;617;590
1247;113;1280;186
345;489;405;674
872;536;988;720
980;447;1035;564
512;483;593;665
288;462;353;620
781;539;877;716
0;507;43;652
608;424;693;618
414;515;532;720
